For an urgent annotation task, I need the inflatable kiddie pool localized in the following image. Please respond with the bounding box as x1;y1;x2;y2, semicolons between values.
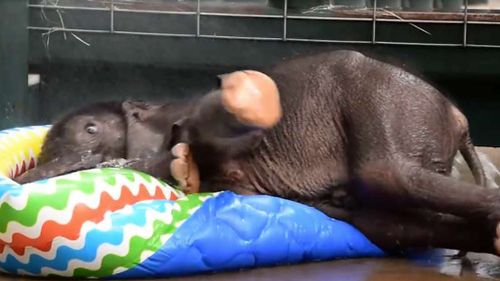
0;126;385;279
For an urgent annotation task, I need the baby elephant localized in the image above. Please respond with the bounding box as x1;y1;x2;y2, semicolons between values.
16;50;500;258
125;51;500;257
14;100;183;185
14;102;127;184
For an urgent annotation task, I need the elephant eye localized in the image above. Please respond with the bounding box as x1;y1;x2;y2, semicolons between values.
85;123;98;134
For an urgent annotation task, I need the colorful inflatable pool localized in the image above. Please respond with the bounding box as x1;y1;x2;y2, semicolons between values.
0;126;384;279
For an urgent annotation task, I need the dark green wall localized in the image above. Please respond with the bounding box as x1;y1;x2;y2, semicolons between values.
28;62;500;147
26;31;500;146
28;31;500;79
1;5;499;144
0;0;30;129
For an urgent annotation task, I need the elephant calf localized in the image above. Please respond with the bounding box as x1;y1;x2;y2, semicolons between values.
17;50;500;257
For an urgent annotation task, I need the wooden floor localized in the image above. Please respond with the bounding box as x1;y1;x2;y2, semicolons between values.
1;253;500;281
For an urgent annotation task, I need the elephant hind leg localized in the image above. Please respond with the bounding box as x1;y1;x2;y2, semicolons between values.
305;199;495;254
348;208;495;255
351;160;500;219
349;160;500;255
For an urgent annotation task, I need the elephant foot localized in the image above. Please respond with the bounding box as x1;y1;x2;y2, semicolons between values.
219;70;282;128
170;143;200;194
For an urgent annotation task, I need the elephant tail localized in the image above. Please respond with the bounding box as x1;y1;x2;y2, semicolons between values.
460;135;487;187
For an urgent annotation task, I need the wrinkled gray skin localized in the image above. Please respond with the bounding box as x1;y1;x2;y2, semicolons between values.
14;102;127;184
16;50;500;256
126;51;500;256
14;100;183;184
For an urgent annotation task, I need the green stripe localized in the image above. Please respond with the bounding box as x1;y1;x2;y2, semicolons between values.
0;168;171;232
0;171;96;232
71;193;212;278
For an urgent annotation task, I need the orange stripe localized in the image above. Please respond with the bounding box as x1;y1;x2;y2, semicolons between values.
7;184;173;255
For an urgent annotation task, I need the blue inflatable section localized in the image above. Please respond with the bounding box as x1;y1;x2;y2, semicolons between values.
116;191;385;278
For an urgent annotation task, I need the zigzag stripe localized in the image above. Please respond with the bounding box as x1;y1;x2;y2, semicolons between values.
0;218;112;265
72;195;208;278
5;183;170;255
1;168;158;210
1;171;174;236
10;153;36;179
1;168;182;209
0;196;206;278
0;170;95;203
0;168;179;232
0;126;49;179
1;200;176;276
0;179;48;204
1;170;180;253
0;204;168;264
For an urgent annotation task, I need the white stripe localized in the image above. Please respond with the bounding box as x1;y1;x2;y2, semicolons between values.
1;202;175;265
0;173;172;242
38;207;175;276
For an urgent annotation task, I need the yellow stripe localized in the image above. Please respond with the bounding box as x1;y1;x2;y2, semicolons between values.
0;128;49;178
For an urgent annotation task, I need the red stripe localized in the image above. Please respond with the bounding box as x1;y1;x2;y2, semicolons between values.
28;157;36;170
7;184;175;255
20;161;27;176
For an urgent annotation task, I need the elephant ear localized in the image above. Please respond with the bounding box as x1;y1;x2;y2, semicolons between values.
122;99;163;122
218;70;282;129
122;100;166;159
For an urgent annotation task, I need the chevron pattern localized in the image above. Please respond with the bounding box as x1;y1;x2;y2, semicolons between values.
0;126;219;278
0;126;50;179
